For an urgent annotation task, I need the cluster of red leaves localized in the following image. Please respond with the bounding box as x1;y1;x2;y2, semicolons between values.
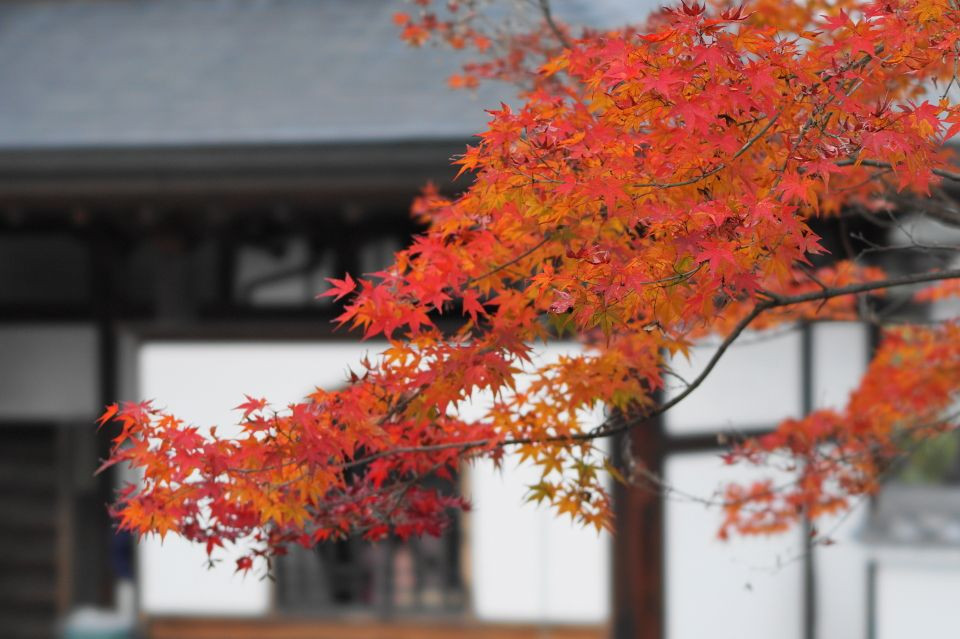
393;0;568;90
721;322;960;538
100;386;479;572
101;0;960;567
395;2;492;54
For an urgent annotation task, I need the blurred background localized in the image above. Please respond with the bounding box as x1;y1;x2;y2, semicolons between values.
1;1;959;639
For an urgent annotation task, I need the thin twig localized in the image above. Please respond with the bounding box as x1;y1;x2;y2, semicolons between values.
634;110;782;190
836;157;960;183
537;0;572;49
464;233;554;285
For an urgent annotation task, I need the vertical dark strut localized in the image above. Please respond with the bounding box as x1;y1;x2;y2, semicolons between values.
612;408;665;639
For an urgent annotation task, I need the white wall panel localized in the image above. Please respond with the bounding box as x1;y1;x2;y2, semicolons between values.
469;453;610;623
877;562;960;639
812;322;869;411
665;453;804;639
813;503;869;639
137;340;377;616
465;343;611;623
664;329;802;434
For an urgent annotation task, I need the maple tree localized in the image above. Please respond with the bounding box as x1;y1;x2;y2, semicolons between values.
100;0;960;572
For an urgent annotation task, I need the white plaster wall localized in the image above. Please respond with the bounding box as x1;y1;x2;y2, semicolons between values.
137;340;379;616
462;343;611;623
877;562;960;639
665;453;804;639
664;328;803;434
811;322;869;411
811;321;871;639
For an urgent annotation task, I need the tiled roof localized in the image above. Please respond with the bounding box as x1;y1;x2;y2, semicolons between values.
0;0;651;149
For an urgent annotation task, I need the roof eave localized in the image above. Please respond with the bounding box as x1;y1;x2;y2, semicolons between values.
0;139;472;207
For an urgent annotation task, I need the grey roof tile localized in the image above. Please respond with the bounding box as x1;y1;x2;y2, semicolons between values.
0;0;659;149
0;0;497;148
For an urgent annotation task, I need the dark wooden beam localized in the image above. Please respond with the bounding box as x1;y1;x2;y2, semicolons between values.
0;140;470;208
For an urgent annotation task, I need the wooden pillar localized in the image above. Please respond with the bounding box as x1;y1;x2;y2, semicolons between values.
92;224;119;607
612;415;665;639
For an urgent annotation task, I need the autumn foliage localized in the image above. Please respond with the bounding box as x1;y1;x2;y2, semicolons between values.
100;0;960;571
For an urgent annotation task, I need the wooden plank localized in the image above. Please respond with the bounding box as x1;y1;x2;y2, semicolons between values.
147;617;608;639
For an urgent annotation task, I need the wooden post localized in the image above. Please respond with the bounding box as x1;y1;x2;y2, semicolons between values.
612;415;665;639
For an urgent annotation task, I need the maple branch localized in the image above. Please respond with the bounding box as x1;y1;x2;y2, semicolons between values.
603;267;960;436
851;231;960;256
108;0;960;556
636;49;879;193
615;263;704;289
464;232;555;286
537;0;572;49
774;49;882;186
634;110;782;190
835;157;960;183
338;440;488;471
938;41;960;101
329;266;960;472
